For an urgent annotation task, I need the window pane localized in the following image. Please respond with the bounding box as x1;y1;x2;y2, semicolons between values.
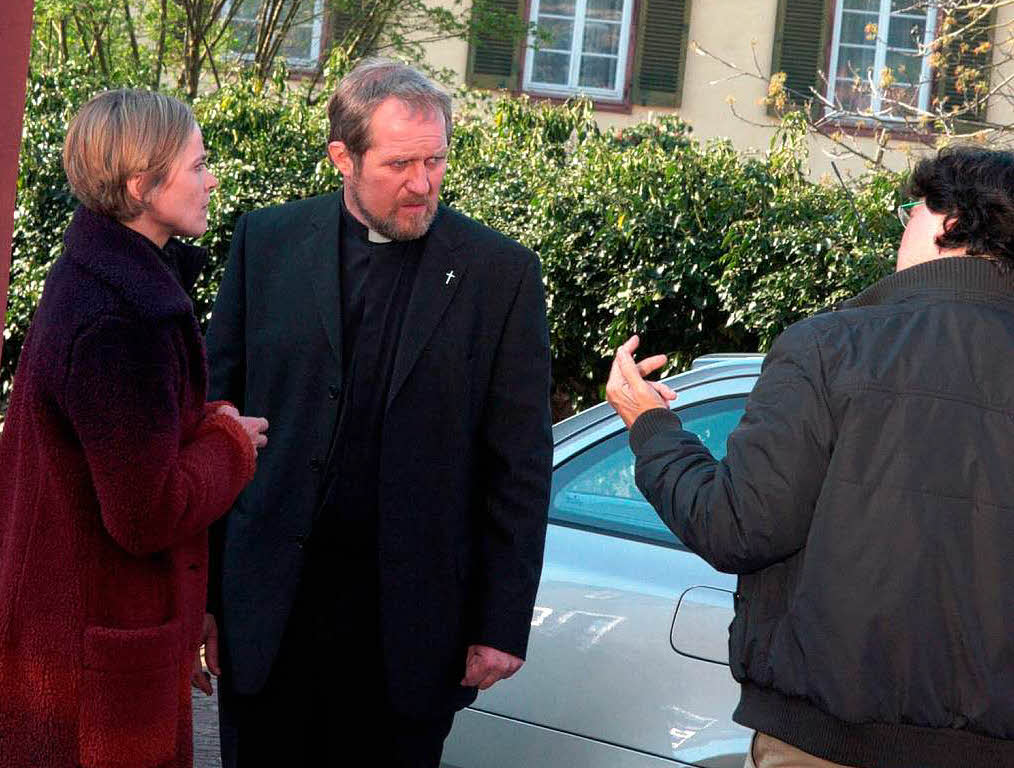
229;19;258;53
578;55;617;89
834;79;873;111
586;0;623;22
839;11;878;45
293;0;317;23
535;18;574;50
880;83;919;113
887;17;926;49
281;24;312;60
843;0;878;10
890;0;926;12
532;50;571;84
582;21;620;56
233;0;261;21
884;49;922;85
835;44;876;79
229;0;320;58
234;0;313;22
550;398;746;547
538;0;576;16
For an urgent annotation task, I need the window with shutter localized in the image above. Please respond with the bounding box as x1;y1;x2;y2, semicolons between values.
935;6;995;122
826;0;937;119
329;5;353;46
465;0;689;107
772;1;995;127
467;0;525;90
770;0;833;115
522;0;635;101
224;0;326;69
631;0;690;107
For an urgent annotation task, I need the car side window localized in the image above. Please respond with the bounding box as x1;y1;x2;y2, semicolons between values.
550;397;747;547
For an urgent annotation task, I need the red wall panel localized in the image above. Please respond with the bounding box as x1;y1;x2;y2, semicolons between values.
0;0;35;368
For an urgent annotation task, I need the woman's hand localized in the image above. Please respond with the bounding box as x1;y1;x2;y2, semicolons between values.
191;613;220;695
216;404;269;453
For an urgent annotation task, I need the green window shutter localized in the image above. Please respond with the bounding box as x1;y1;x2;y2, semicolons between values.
325;0;358;61
769;0;832;116
936;7;995;124
467;0;523;90
631;0;691;108
331;11;352;40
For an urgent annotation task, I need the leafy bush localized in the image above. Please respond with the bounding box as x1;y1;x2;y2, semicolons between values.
444;99;900;408
4;63;133;407
2;67;329;410
3;68;903;419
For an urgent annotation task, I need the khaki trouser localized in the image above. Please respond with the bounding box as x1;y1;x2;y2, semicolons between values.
744;732;857;768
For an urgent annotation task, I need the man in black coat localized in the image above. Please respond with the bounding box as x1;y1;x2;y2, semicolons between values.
204;59;552;767
607;146;1014;768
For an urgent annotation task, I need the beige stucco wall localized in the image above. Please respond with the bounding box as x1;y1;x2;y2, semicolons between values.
985;5;1014;130
424;0;1014;180
419;0;471;84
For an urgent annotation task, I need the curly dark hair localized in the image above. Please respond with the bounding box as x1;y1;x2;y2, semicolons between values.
908;145;1014;267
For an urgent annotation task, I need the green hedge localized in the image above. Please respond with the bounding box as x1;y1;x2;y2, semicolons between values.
444;99;900;406
3;66;903;418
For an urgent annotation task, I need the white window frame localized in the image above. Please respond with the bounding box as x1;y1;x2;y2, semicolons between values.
825;0;937;120
223;0;325;69
522;0;635;102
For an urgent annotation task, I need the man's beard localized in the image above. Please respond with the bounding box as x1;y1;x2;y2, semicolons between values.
348;179;437;241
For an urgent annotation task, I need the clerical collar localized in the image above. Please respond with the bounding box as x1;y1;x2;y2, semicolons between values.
340;195;393;244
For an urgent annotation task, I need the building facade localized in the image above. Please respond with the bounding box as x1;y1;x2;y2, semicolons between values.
426;0;1014;177
243;1;1014;178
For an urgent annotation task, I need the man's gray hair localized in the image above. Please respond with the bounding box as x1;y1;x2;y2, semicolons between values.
327;58;452;156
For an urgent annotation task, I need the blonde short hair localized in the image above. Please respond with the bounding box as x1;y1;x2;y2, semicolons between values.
63;89;197;221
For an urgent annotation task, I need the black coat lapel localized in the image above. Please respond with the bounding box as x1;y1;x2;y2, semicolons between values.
305;195;343;376
387;208;467;408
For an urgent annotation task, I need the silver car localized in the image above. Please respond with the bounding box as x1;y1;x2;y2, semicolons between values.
443;354;764;768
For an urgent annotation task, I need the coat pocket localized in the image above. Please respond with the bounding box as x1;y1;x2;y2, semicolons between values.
78;619;182;768
728;591;749;683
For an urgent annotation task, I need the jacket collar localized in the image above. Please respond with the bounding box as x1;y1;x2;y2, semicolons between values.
299;191;470;408
840;256;1014;310
62;205;204;319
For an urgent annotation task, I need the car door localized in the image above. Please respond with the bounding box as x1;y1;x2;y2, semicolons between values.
443;373;758;768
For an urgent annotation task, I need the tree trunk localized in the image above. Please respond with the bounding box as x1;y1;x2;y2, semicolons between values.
185;35;202;98
153;0;168;88
58;17;69;64
121;0;141;70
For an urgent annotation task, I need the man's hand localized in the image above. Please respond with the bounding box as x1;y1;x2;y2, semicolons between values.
460;645;524;691
216;404;269;453
190;613;221;696
605;335;677;428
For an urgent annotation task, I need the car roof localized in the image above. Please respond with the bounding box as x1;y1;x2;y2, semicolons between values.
553;354;764;445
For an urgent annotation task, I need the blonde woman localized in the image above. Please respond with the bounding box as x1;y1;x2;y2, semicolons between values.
0;89;266;768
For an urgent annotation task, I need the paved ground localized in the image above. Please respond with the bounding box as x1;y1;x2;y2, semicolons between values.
192;683;222;768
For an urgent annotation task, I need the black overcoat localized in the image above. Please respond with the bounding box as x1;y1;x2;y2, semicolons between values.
206;191;552;715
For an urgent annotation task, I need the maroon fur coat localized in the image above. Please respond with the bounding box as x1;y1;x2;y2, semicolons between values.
0;206;256;767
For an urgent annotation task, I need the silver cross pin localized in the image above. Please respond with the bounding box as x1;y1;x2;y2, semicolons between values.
445;270;456;285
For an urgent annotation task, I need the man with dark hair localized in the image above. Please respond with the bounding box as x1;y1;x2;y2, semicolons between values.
607;145;1014;768
205;58;552;767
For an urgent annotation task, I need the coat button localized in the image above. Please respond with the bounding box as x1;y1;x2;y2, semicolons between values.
291;534;308;549
328;384;339;400
309;458;322;471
